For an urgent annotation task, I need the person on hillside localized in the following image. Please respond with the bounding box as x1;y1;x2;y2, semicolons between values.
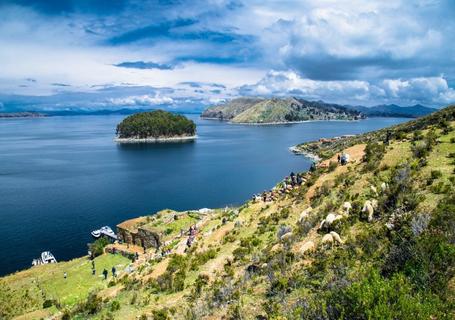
91;260;95;269
103;269;108;280
63;272;67;279
112;266;116;277
92;268;96;276
337;154;341;163
135;252;139;261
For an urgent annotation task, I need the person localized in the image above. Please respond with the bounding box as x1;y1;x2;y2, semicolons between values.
91;260;95;269
135;252;139;261
103;269;108;280
63;272;67;279
337;154;341;163
92;268;96;276
112;266;116;277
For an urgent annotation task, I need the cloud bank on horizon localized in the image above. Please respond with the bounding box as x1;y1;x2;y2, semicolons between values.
0;0;454;112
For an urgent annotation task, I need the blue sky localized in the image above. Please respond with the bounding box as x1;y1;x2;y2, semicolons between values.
0;0;454;112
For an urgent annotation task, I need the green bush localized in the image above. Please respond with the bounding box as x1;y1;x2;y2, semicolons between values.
88;237;110;258
110;300;120;312
430;170;443;180
326;270;445;320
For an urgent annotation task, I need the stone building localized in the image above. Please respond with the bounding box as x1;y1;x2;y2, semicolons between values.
117;217;161;249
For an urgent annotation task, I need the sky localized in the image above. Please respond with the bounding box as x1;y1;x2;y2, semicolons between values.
0;0;454;112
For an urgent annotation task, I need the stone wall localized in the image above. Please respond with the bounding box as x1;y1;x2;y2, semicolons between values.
116;225;161;249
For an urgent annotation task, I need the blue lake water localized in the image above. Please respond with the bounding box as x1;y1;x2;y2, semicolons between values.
0;115;408;275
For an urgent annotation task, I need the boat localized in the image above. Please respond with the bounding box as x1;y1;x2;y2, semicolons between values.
31;251;57;266
41;251;57;264
91;229;101;238
91;226;117;240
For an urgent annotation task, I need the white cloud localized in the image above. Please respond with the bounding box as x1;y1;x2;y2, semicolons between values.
238;70;455;107
108;94;174;106
0;0;454;108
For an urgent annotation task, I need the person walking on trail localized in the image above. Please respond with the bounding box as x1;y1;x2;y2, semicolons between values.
63;272;67;279
112;266;116;277
103;269;108;280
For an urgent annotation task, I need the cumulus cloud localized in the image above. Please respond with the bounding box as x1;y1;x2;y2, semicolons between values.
238;70;455;107
259;1;455;81
0;0;454;108
108;94;174;106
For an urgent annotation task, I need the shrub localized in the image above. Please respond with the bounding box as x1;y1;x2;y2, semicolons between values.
110;300;120;312
42;299;54;309
81;292;102;315
363;141;386;171
430;170;443;180
88;237;110;258
328;161;338;172
152;308;169;320
325;270;445;320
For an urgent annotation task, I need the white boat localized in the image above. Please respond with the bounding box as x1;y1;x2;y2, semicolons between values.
32;251;57;266
91;229;101;238
32;258;41;266
91;226;117;240
41;251;57;264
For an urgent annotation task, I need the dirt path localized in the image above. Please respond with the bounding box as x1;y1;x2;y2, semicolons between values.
306;144;366;201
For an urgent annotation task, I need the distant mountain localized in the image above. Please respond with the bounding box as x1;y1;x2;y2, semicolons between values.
0;112;46;118
0;108;202;117
349;104;437;118
201;97;362;124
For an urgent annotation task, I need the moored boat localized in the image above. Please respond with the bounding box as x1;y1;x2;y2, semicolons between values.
91;226;117;240
31;251;57;266
41;251;57;264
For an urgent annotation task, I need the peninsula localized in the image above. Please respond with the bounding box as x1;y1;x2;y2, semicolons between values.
115;110;196;143
201;97;363;124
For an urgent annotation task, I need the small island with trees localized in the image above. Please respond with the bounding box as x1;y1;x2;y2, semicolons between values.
115;110;196;143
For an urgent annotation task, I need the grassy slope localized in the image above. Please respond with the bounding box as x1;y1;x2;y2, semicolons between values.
0;254;130;319
201;98;263;120
2;105;455;319
204;97;359;124
231;98;295;123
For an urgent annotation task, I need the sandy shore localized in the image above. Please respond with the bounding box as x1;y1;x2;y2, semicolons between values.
114;135;197;143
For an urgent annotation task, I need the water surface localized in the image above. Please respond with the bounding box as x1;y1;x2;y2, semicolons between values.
0;115;407;275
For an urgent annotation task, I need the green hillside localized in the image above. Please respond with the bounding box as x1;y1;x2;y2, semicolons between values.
201;97;362;124
200;97;263;120
2;105;454;319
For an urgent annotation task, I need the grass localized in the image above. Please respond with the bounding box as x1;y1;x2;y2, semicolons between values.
3;111;455;319
0;253;130;318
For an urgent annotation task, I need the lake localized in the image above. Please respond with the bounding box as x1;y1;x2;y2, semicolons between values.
0;115;408;275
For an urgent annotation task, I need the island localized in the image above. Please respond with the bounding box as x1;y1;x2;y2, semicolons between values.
115;110;196;143
201;97;363;124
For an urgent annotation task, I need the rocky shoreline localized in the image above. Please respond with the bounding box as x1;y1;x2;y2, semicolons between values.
114;135;197;143
289;145;321;162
